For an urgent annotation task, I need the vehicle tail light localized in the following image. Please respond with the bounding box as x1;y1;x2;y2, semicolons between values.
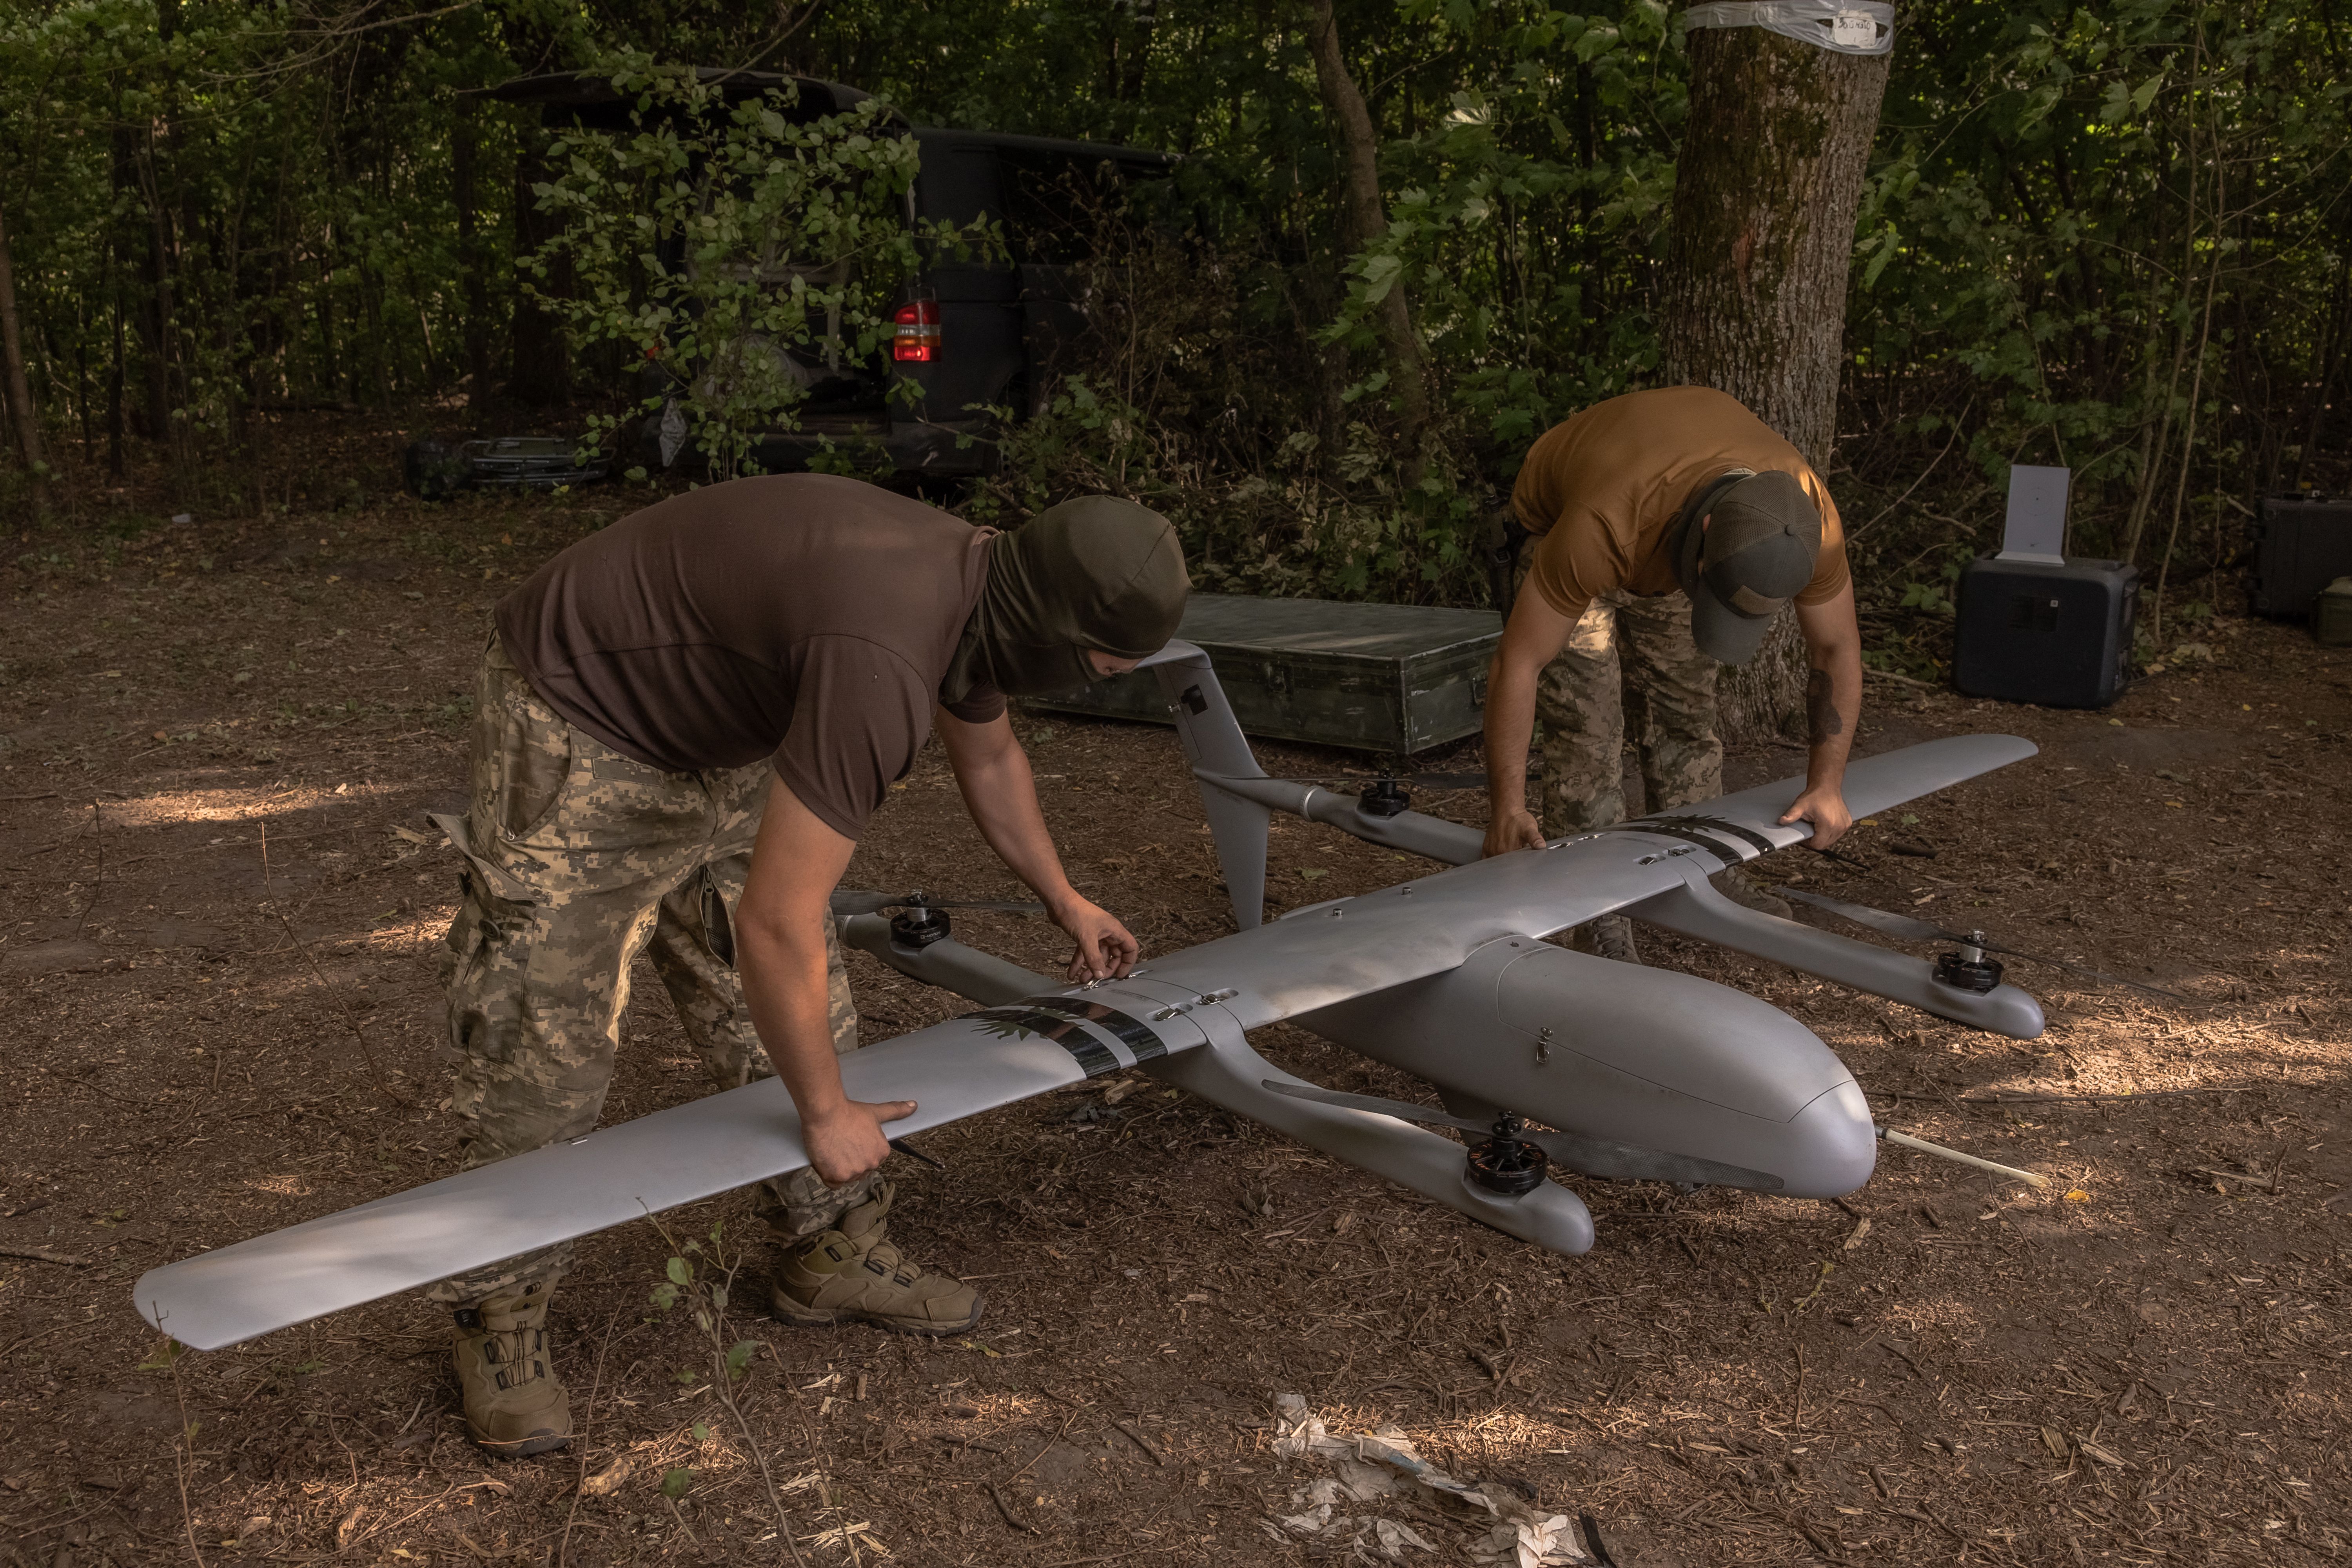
893;299;941;362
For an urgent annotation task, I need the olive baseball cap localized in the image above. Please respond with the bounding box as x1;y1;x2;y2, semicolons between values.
1673;469;1823;666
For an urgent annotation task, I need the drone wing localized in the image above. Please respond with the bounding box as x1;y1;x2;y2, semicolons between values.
1124;730;2041;1031
136;991;1217;1350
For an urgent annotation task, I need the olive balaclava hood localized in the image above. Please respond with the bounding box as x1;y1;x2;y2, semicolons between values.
943;496;1189;702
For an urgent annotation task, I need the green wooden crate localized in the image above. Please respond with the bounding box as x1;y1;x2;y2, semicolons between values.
1034;592;1502;757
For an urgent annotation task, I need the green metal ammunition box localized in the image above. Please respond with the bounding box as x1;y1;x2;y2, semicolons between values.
1035;593;1502;757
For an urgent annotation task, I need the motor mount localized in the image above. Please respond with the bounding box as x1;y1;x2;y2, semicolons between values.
890;903;953;949
1357;778;1412;819
1932;931;2004;994
1466;1112;1550;1195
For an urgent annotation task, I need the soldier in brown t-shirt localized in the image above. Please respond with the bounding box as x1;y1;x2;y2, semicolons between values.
1483;388;1864;960
431;475;1187;1457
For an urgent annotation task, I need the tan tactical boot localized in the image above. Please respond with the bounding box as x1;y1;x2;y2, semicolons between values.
1570;914;1641;965
452;1281;572;1457
771;1180;983;1335
1714;867;1794;920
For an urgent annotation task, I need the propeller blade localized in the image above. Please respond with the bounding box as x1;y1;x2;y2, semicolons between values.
1257;771;1490;791
832;888;906;918
831;889;1047;918
1781;887;2190;1002
1780;886;1948;942
1405;771;1492;791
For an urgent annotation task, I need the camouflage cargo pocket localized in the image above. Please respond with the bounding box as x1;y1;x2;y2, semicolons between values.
439;867;535;1063
495;682;574;840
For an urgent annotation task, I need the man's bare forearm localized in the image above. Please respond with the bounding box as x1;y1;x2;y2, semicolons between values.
1796;590;1864;795
938;711;1081;913
736;918;852;1114
1483;653;1539;822
1804;661;1858;781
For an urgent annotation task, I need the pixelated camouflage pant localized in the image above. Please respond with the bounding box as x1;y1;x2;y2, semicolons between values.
1518;542;1721;835
426;637;876;1306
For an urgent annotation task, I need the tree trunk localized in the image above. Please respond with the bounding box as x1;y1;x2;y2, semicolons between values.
1305;0;1430;482
0;196;50;515
1661;13;1889;742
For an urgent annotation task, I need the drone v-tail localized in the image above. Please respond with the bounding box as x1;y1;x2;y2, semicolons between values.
139;642;2058;1350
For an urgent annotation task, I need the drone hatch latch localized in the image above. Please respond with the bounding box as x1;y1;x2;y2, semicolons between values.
1151;988;1238;1023
1177;684;1208;716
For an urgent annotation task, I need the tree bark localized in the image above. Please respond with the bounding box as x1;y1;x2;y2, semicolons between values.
0;196;50;515
1661;13;1889;742
1305;0;1430;481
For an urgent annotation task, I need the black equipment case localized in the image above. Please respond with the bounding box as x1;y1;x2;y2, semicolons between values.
1953;556;2139;709
2251;494;2352;616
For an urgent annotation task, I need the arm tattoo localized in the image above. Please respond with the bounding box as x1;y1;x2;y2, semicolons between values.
1806;666;1844;744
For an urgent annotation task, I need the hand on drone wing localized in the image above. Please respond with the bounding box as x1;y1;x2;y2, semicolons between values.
1055;896;1140;982
803;1098;915;1187
1482;807;1547;858
1779;783;1854;849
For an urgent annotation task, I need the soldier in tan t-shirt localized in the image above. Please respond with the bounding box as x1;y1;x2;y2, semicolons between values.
1483;387;1864;960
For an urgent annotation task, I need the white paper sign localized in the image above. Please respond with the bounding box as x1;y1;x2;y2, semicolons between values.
1998;465;2071;564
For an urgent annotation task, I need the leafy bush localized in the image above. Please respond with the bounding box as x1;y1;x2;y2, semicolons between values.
526;60;995;480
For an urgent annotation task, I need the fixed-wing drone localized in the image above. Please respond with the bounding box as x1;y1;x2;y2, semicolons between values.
139;642;2065;1350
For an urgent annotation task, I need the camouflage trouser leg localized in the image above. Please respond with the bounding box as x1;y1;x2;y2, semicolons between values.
1519;542;1721;835
1613;591;1722;816
640;851;880;1243
426;636;865;1305
1532;588;1633;836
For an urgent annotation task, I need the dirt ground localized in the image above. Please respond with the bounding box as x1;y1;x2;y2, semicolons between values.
3;464;2348;1568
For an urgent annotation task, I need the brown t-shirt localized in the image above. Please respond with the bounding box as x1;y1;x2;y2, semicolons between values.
496;474;1004;839
1510;386;1849;619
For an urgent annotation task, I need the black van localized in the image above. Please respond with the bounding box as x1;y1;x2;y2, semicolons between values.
491;71;1178;478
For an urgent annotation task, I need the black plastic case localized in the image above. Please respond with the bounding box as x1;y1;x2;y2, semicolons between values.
2252;494;2352;616
1953;556;2139;709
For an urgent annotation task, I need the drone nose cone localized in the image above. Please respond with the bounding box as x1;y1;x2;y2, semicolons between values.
1776;1078;1878;1198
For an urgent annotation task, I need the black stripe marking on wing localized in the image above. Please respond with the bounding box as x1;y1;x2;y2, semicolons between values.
966;1008;1121;1077
1021;997;1169;1063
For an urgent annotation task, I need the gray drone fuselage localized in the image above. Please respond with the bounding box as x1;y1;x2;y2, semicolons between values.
132;640;2043;1350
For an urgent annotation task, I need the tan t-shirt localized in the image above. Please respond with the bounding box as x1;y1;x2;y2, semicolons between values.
1510;386;1849;619
497;474;1004;840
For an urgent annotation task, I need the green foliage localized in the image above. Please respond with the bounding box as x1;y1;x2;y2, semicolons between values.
526;60;995;479
660;1466;695;1498
0;0;2341;612
136;1338;190;1373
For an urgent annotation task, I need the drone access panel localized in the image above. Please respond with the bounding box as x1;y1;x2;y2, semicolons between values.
1034;592;1501;757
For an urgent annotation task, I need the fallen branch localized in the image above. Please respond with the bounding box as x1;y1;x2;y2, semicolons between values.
986;1481;1041;1534
1112;1418;1166;1465
0;1243;88;1266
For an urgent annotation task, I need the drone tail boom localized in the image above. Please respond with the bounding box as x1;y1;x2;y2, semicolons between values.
1140;641;1483;925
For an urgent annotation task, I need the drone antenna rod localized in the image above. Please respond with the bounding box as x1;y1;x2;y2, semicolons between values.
1876;1125;2051;1189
